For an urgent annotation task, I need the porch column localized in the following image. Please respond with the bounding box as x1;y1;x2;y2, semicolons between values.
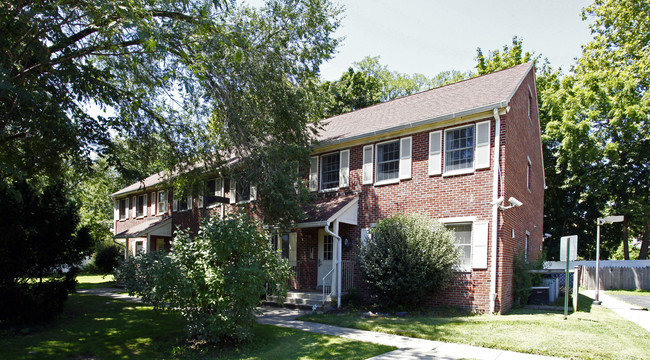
146;233;151;254
125;238;129;258
331;220;339;297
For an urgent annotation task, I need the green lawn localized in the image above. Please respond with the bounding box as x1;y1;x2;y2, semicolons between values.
606;289;650;297
75;273;117;289
299;294;650;360
0;279;393;359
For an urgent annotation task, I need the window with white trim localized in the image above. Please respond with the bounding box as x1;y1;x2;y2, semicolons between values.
309;150;350;191
175;189;189;212
526;156;532;192
136;194;146;217
119;198;128;220
376;140;400;182
445;125;475;172
320;152;340;190
205;178;224;208
236;178;251;203
157;191;167;214
446;223;472;269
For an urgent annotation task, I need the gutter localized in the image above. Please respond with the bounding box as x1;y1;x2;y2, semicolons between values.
323;222;342;309
490;108;502;314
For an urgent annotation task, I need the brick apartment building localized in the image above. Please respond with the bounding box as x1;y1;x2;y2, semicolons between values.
111;62;544;314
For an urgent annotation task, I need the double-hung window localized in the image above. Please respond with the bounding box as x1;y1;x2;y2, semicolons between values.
441;218;489;271
157;191;167;214
205;178;224;208
175;189;189;212
320;153;340;190
119;198;128;220
309;150;349;192
445;125;475;173
236;178;251;203
446;223;473;269
136;194;146;217
376;140;400;182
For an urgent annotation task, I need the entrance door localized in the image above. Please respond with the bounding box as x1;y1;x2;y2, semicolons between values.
317;230;334;288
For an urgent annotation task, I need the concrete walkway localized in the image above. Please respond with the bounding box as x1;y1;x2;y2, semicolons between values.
582;290;650;332
256;307;563;360
76;287;142;302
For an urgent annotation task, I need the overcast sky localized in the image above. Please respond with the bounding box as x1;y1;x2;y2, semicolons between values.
312;0;594;81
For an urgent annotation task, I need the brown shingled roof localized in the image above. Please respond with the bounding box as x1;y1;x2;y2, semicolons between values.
316;62;533;145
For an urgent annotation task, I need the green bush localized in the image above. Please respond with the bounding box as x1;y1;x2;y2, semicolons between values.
358;213;459;310
512;249;546;306
94;245;122;275
115;213;292;343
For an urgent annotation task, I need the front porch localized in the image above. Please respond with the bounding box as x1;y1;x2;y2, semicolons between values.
269;194;360;309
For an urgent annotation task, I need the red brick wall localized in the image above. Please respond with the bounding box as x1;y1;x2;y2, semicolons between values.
498;70;545;313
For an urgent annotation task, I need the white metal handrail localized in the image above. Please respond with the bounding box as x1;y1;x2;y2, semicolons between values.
322;268;334;304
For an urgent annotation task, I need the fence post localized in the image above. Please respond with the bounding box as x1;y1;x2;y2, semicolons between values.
573;266;580;312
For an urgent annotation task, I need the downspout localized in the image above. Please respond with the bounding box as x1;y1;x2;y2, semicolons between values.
324;222;342;309
490;108;501;314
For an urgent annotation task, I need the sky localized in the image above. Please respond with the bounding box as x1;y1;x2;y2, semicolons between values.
313;0;594;81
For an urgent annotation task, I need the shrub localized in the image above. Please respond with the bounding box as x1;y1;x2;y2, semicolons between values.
115;213;292;343
94;245;122;275
0;181;92;327
512;249;546;306
358;213;459;310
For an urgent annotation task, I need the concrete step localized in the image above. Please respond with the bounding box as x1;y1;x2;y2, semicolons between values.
265;292;332;311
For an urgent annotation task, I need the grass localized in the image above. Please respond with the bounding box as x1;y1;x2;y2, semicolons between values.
606;289;650;297
0;276;393;359
75;273;117;289
299;294;650;360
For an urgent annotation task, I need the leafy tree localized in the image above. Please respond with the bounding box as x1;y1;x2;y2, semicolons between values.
476;36;536;76
354;56;470;101
2;0;341;225
575;0;650;259
115;213;291;343
318;68;382;118
0;181;92;326
358;214;459;310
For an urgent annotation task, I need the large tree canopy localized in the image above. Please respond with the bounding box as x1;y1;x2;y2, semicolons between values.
1;0;341;224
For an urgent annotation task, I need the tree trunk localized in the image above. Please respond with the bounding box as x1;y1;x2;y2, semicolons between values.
622;217;629;260
639;214;650;260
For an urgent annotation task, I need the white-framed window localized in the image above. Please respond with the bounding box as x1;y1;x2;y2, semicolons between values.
270;232;297;263
376;140;400;183
442;122;491;175
440;217;488;270
230;177;257;204
320;152;340;190
309;150;350;191
526;156;532;192
157;191;167;214
119;198;129;220
446;223;473;269
173;188;191;212
136;194;147;217
445;125;475;173
205;178;224;208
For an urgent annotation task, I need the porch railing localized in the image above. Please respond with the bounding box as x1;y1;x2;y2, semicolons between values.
322;268;334;304
341;260;355;291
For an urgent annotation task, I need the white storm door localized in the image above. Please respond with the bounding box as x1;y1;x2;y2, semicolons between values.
317;229;334;287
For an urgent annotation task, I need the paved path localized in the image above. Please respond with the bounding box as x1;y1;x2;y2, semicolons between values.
257;307;563;360
582;290;650;332
609;294;650;309
76;287;142;302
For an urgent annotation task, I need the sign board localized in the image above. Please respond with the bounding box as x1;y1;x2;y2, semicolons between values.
560;235;578;261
